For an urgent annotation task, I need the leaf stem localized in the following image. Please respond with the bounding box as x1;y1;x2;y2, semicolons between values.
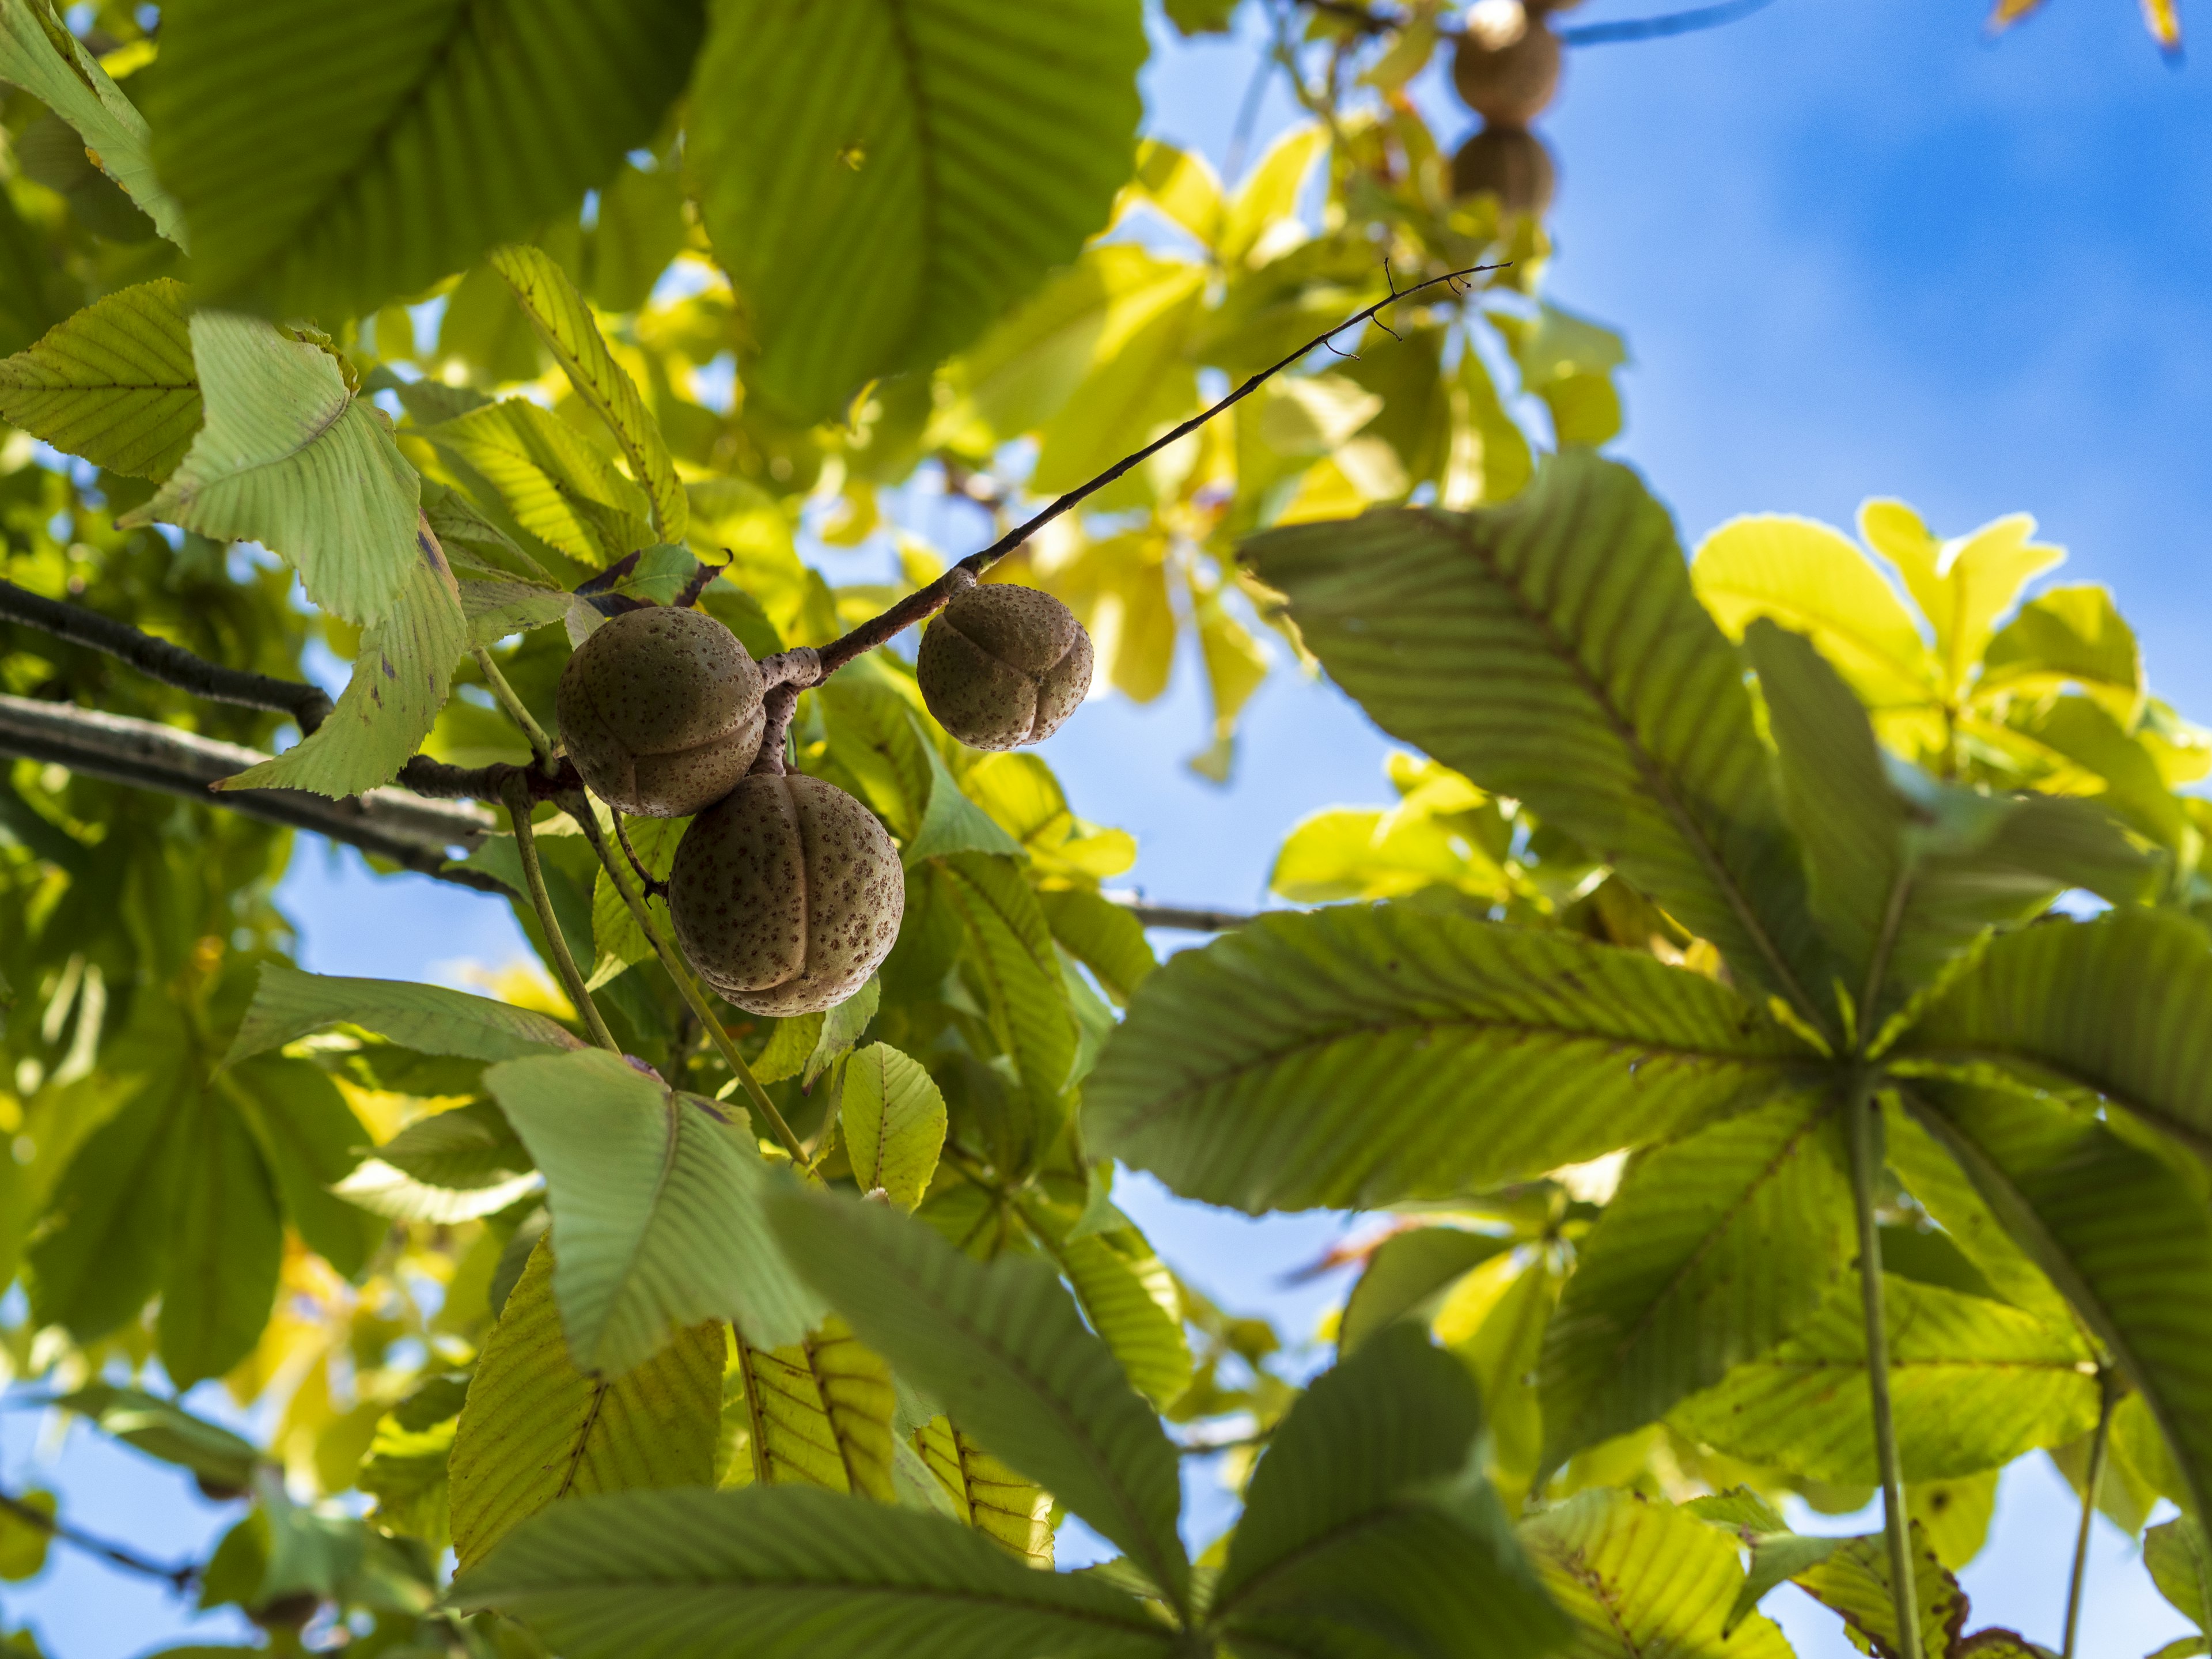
1845;1073;1923;1659
472;645;557;774
500;776;619;1054
558;791;805;1162
2062;1366;2118;1659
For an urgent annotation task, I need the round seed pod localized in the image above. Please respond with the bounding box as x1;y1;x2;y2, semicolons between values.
556;605;765;817
1450;19;1560;124
1451;123;1556;218
668;773;904;1016
915;584;1093;751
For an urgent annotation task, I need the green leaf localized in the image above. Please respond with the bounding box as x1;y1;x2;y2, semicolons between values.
422;398;653;566
839;1043;946;1212
1789;1524;1966;1659
1339;1226;1513;1353
26;1071;188;1343
0;0;187;246
805;977;880;1089
1882;1100;2069;1325
913;1416;1055;1565
1910;1470;1999;1572
448;1239;722;1569
1033;1224;1191;1412
770;1187;1191;1611
450;1485;1176;1659
121;312;422;627
1902;1082;2212;1518
1892;910;2212;1157
215;524;467;797
1520;1488;1795;1658
935;854;1077;1146
0;279;200;479
490;244;685;541
225;964;581;1067
729;1317;896;1502
1980;583;2142;718
690;0;1145;422
1211;1323;1568;1659
1747;620;2147;1027
1671;1273;2099;1482
224;1056;384;1278
905;741;1027;865
1037;889;1156;1007
158;1086;283;1389
360;1405;457;1551
0;1490;53;1580
1088;903;1803;1214
484;1049;820;1374
55;1384;260;1491
148;0;704;320
1244;452;1834;1024
2147;1517;2212;1635
589;815;686;981
1540;1095;1853;1471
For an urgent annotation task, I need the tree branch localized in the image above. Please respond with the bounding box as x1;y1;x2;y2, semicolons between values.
0;1484;196;1593
1112;899;1255;932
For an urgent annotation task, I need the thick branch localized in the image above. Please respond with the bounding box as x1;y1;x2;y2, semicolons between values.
0;577;334;730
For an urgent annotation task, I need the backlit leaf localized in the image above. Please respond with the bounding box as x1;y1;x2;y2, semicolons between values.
839;1043;946;1212
1338;1226;1513;1354
1858;500;2063;700
914;1416;1054;1566
0;278;199;478
224;965;582;1069
730;1317;897;1502
421;398;654;567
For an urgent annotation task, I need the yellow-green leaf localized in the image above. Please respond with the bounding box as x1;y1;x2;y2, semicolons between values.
839;1043;946;1212
0;279;200;479
731;1316;897;1502
1859;499;2063;699
421;397;653;567
914;1415;1054;1567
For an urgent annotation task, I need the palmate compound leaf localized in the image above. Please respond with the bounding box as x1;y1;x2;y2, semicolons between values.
222;963;583;1069
1208;1323;1569;1659
484;1049;820;1376
449;1485;1178;1659
448;1240;722;1569
1891;907;2212;1158
728;1317;896;1503
1899;1081;2212;1518
147;0;705;322
1539;1093;1854;1473
1086;902;1807;1214
690;0;1146;423
1520;1488;1795;1658
1746;620;2149;1029
488;244;685;541
1242;451;1836;1030
215;517;468;797
768;1186;1192;1615
1669;1271;2100;1483
0;278;200;479
120;312;422;627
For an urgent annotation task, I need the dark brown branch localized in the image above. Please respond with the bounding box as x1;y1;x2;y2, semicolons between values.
0;577;334;730
1115;900;1253;932
811;261;1505;679
0;1486;197;1592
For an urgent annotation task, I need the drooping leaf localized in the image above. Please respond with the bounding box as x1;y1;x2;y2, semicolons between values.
55;1384;261;1491
1540;1094;1853;1471
489;243;684;540
1244;452;1835;1025
0;0;187;245
838;1043;946;1212
1520;1488;1796;1658
1671;1272;2099;1483
1685;1491;1848;1638
448;1240;722;1569
157;1087;283;1389
1210;1323;1568;1659
485;1049;820;1374
1088;903;1804;1214
1902;1082;2212;1517
224;964;582;1067
1892;908;2212;1157
450;1486;1177;1659
804;978;880;1090
421;398;654;567
935;854;1077;1146
690;0;1146;422
913;1416;1054;1566
770;1187;1191;1611
215;521;467;797
1338;1226;1514;1354
148;0;706;320
26;1070;188;1343
730;1317;896;1503
1909;1469;1999;1572
0;279;199;479
121;312;421;627
224;1056;384;1278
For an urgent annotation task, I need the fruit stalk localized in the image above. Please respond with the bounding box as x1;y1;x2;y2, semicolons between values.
471;645;557;775
559;790;808;1162
2061;1366;2118;1658
500;775;620;1054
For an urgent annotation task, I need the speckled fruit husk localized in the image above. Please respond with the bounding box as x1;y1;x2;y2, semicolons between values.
915;584;1094;751
1452;124;1556;217
668;772;904;1016
556;605;766;817
1450;23;1560;124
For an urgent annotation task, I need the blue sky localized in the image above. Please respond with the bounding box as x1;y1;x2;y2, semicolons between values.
12;2;2210;1653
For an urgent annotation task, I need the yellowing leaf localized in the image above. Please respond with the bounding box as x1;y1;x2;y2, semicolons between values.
123;312;422;627
731;1317;897;1502
0;278;200;479
915;1415;1054;1567
839;1043;946;1211
1126;138;1224;248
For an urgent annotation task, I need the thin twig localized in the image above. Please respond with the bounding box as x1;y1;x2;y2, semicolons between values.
502;776;619;1054
1555;0;1781;46
1110;899;1255;931
2062;1367;2118;1659
610;810;663;897
0;1486;197;1592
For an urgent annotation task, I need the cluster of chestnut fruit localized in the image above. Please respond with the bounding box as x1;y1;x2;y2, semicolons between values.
555;579;1092;1016
1448;0;1569;218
